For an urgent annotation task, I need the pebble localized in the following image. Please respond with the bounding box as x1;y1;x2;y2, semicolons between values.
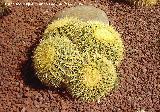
53;5;109;25
21;107;26;112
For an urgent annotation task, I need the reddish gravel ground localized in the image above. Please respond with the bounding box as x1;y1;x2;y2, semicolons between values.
0;0;160;112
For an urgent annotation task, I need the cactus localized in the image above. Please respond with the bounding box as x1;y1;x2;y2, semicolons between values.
86;21;124;66
127;0;158;6
33;35;83;88
44;17;124;66
0;0;11;17
43;17;87;41
66;57;118;102
33;16;124;101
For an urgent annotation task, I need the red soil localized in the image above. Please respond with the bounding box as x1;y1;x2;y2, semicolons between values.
0;0;160;111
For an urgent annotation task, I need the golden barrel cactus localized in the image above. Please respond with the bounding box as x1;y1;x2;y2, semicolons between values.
33;16;124;102
66;58;118;102
33;36;83;88
44;17;124;66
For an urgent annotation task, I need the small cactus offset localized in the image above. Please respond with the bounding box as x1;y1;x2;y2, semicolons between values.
0;0;11;17
66;58;118;102
33;36;83;88
127;0;158;6
33;17;124;102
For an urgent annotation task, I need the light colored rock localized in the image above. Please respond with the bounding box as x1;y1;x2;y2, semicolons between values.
53;5;109;25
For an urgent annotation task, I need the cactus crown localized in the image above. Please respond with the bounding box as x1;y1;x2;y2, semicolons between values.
66;58;118;101
82;65;101;87
44;17;124;66
33;17;124;101
33;35;83;87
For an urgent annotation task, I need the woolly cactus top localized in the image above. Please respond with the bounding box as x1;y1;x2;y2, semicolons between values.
33;17;124;102
67;59;118;101
82;65;101;87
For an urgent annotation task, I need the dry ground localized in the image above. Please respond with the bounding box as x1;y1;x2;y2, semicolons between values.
0;0;160;111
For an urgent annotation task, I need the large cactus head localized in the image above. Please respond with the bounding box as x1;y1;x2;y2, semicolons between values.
85;21;124;66
66;58;118;102
33;35;83;88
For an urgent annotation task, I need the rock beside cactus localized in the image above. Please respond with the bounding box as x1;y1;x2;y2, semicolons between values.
53;5;109;25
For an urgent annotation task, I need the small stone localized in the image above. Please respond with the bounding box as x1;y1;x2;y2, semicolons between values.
53;5;109;25
21;107;26;112
26;87;30;91
0;56;2;62
34;100;40;108
16;93;22;99
0;82;3;86
142;66;147;73
23;92;31;98
15;82;19;86
19;83;23;88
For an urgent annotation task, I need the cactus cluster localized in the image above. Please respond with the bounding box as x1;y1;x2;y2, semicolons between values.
127;0;158;6
33;17;124;102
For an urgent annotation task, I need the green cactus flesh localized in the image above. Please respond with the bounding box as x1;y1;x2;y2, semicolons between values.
44;17;124;66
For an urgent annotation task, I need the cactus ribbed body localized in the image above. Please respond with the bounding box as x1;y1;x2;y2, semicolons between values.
44;17;124;66
82;21;124;66
33;36;83;87
66;58;118;101
33;17;124;101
